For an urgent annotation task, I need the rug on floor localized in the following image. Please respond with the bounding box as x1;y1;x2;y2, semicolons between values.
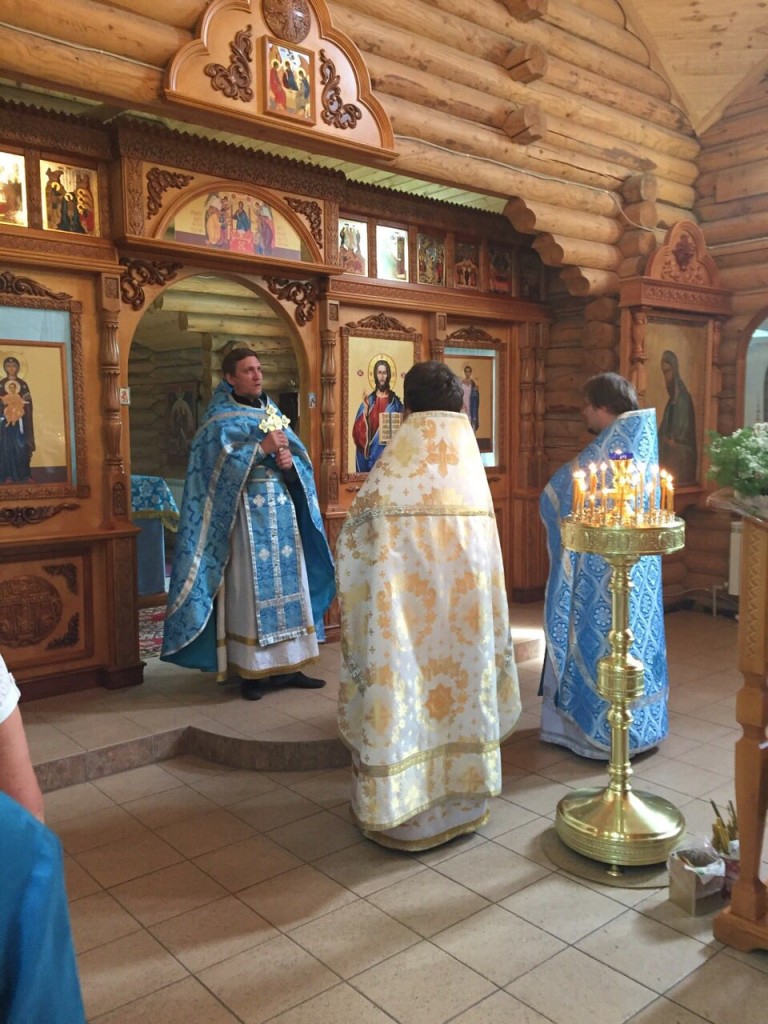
139;607;165;659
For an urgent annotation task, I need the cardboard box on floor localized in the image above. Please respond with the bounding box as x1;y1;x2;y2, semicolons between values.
668;846;725;915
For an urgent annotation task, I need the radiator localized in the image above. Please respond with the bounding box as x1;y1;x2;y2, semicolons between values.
728;520;743;596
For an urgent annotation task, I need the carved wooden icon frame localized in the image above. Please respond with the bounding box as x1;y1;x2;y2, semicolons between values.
0;273;89;500
341;313;421;482
620;220;732;502
264;37;316;126
443;325;506;469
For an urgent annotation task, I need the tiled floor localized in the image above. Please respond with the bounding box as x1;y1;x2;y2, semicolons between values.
26;606;768;1023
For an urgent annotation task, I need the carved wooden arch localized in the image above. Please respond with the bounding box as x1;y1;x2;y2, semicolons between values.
643;220;722;289
733;303;768;431
165;0;395;161
151;179;324;266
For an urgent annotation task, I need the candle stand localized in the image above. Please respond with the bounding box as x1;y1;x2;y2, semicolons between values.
555;516;686;873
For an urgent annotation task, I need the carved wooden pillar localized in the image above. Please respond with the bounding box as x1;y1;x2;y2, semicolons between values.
320;296;339;507
713;515;768;951
533;320;549;487
430;312;447;362
628;307;648;402
518;321;535;490
100;272;128;527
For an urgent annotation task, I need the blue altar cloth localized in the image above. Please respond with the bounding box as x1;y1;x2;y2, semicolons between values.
131;476;179;597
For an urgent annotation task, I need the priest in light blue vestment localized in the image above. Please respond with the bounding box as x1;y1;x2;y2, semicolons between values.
539;373;669;758
162;349;335;700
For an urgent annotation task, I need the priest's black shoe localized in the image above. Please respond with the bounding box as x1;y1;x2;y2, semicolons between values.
270;671;326;690
240;679;264;701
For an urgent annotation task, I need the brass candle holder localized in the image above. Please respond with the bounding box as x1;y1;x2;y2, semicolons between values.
555;515;686;873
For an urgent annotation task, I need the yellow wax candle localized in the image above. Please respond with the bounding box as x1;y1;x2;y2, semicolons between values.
650;465;659;510
588;462;597;496
667;477;674;512
599;461;607;491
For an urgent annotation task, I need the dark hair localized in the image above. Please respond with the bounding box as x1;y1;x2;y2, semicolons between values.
464;364;472;373
582;373;638;416
373;359;391;384
404;360;463;413
221;346;259;377
3;357;20;371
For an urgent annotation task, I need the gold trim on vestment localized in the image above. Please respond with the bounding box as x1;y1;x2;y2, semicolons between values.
358;808;491;852
355;739;501;778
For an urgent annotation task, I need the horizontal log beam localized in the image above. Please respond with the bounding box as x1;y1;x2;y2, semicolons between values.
1;0;190;67
180;313;292;336
505;197;623;243
533;233;621;270
155;292;283;318
560;265;621;296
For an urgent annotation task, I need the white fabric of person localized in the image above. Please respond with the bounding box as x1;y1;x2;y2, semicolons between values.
337;408;521;851
0;654;21;726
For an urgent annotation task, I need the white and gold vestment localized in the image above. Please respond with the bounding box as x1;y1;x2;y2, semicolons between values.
337;410;521;850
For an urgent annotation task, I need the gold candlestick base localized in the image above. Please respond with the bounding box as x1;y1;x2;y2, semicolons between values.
556;517;686;871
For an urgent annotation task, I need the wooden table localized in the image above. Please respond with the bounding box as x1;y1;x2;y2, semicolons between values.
713;514;768;951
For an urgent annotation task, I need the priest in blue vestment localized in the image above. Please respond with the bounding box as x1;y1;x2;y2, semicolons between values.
539;373;669;758
162;348;335;700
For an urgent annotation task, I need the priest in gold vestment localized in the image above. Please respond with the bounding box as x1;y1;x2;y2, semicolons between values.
337;361;521;851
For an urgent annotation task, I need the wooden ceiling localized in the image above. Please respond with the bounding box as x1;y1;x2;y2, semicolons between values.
619;0;768;134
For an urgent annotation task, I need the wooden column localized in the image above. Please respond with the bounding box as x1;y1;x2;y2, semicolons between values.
713;515;768;951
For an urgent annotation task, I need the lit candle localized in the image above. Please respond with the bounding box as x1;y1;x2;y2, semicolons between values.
666;475;674;512
588;462;597;497
659;470;668;513
599;461;607;491
650;464;659;510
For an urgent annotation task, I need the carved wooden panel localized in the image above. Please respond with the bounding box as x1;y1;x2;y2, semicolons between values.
0;547;93;671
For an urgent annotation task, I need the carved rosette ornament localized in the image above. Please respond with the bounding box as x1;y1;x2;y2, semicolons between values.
0;575;62;648
262;0;312;43
319;50;362;130
204;26;254;102
265;277;317;325
43;563;79;594
119;258;182;311
0;504;80;528
146;167;194;219
284;198;323;247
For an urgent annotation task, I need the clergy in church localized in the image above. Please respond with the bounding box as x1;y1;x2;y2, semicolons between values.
161;348;335;701
336;360;521;850
539;372;669;758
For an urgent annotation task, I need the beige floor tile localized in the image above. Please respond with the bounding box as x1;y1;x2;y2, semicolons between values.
498;773;575;816
624;998;713;1023
665;952;768;1023
156;807;256;857
44;781;117;824
69;890;142;953
239;864;358;929
91;763;185;803
74;832;185;888
193;834;304;891
634;889;724;945
433;840;551;901
190;768;283;805
450;990;555;1024
313;839;427;897
491;818;562;869
266;981;396;1024
58;804;151;855
476;797;539;839
500;873;626;943
198;933;338;1023
506;947;656;1024
26;719;86;761
266;809;362;860
633;758;729;800
122;785;221;829
89;976;241;1023
149;894;278;971
229;786;322;832
414;830;488;867
366;867;489;937
109;859;229;926
289;899;419;977
502;735;575;772
64;853;102;900
352;940;495;1024
49;710;152;748
434;903;565;985
288;767;353;808
78;929;188;1019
